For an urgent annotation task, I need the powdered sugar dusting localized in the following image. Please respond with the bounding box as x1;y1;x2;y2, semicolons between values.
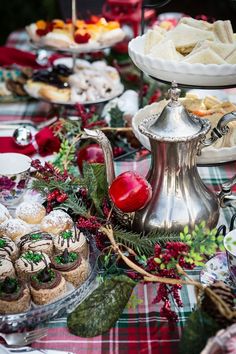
40;209;73;234
0;203;11;224
16;201;46;224
0;218;31;239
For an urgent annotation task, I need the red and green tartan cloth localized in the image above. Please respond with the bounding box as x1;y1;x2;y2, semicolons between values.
0;30;235;354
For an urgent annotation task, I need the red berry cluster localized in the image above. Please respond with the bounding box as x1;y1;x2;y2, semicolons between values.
77;216;107;250
74;104;107;130
45;189;68;213
148;89;162;104
145;241;196;322
31;159;69;182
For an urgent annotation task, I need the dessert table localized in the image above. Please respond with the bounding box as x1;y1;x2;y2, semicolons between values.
0;30;236;354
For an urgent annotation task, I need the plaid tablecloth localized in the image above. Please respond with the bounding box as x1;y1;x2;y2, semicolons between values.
0;31;236;354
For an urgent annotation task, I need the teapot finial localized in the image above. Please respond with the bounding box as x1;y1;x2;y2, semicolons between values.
168;81;181;104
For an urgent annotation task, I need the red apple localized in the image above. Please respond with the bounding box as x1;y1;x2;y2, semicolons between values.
109;171;152;213
77;144;104;172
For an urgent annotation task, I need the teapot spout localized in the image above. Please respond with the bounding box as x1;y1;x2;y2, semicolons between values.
81;129;115;186
198;111;236;154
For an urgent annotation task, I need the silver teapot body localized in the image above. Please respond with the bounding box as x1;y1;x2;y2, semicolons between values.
81;83;236;234
132;138;219;233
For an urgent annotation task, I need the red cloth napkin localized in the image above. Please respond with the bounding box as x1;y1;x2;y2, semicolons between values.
0;127;61;157
0;47;64;68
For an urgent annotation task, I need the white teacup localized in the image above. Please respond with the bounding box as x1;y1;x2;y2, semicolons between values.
224;229;236;284
0;153;31;206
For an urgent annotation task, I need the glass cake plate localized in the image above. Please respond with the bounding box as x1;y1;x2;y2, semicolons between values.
0;238;99;332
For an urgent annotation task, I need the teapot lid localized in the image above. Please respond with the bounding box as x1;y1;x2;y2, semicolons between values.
139;82;210;142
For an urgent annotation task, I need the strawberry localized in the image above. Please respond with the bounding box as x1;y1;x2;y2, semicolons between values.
74;33;91;44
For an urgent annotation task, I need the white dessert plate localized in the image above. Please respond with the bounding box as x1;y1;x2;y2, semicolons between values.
132;101;236;165
128;34;236;87
24;83;124;106
200;252;236;291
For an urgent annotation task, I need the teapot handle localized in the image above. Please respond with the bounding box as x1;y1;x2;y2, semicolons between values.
219;174;236;207
197;111;236;154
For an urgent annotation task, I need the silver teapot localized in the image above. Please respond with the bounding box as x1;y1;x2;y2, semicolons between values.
82;83;236;234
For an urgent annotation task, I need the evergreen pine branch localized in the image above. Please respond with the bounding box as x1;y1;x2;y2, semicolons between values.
82;163;104;216
109;105;125;128
59;194;89;218
32;178;74;194
114;227;179;256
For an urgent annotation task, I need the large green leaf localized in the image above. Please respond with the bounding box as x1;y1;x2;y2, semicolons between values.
179;309;221;354
67;275;136;337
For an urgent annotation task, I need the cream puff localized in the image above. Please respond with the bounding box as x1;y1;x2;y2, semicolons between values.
17;231;54;255
15;251;51;281
16;201;46;224
30;267;66;305
0;277;31;314
0;218;31;241
40;209;73;235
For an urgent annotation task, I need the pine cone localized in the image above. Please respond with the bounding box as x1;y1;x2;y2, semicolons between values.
201;281;235;327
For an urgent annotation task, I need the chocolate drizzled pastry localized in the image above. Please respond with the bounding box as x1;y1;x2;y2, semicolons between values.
30;267;66;305
15;250;51;281
54;228;88;258
51;248;90;287
0;277;30;314
18;231;53;255
0;236;18;260
51;248;81;272
0;255;15;279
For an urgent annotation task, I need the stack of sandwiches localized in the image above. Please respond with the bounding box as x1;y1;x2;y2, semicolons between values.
144;17;236;64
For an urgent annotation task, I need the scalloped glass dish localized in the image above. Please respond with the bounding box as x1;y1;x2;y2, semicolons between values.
128;35;236;87
0;239;99;332
132;101;236;165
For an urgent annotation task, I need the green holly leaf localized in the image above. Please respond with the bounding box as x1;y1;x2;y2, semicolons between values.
67;275;136;337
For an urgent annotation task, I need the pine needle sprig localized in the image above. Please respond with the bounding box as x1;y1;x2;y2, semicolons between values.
114;227;179;256
58;194;89;218
32;178;76;196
